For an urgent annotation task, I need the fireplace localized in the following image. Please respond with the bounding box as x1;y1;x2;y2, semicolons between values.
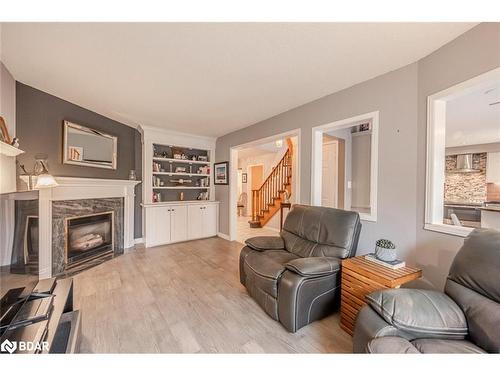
65;211;114;270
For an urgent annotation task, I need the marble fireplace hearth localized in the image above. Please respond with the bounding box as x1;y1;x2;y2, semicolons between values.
52;198;124;275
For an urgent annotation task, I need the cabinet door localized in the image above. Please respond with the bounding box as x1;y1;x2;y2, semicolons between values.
170;205;188;243
486;152;500;183
146;206;171;247
203;204;218;237
187;204;204;239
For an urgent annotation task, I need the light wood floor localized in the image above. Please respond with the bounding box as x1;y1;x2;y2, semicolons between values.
72;237;352;353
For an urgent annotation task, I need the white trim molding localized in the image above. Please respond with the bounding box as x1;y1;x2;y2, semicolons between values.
425;67;500;237
311;111;379;222
217;232;231;241
20;176;140;279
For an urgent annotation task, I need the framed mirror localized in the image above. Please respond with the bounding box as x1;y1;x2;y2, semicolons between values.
63;120;117;169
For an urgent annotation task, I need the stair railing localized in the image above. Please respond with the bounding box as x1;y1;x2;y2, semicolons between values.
251;141;293;223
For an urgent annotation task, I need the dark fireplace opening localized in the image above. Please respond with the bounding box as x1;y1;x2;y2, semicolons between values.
66;212;114;267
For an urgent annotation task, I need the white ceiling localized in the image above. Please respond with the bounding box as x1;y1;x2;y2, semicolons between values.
1;22;476;137
446;83;500;147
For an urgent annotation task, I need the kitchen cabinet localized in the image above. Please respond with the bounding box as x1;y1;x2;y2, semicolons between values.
144;201;218;247
486;152;500;183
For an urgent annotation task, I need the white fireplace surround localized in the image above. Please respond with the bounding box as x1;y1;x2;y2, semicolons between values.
20;176;140;279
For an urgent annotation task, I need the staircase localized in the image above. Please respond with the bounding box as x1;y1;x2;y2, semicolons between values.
249;139;293;228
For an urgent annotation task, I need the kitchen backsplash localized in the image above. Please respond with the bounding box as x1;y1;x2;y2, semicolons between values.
444;153;486;204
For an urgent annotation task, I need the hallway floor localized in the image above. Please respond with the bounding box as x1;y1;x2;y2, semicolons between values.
236;215;278;244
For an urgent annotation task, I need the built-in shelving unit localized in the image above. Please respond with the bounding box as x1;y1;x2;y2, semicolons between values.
139;126;219;248
150;143;212;202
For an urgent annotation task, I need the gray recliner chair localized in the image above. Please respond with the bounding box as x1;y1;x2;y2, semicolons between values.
353;228;500;354
239;204;361;333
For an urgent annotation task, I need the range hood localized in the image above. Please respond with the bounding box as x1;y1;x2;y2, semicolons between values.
452;154;480;173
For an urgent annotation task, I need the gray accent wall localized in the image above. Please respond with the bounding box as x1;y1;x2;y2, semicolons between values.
16;83;143;238
216;23;500;290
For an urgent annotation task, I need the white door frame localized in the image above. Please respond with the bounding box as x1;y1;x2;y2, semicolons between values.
311;111;379;222
229;128;301;241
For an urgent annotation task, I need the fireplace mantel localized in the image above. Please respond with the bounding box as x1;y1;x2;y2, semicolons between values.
20;177;140;279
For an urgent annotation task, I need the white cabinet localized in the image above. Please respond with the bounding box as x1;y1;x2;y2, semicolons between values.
145;206;171;247
144;202;218;247
187;203;218;240
170;205;188;243
486;152;500;183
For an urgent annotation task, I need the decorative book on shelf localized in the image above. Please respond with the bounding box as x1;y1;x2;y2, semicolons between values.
364;253;406;269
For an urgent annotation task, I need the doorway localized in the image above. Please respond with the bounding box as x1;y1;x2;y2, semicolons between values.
311;111;379;222
229;129;301;242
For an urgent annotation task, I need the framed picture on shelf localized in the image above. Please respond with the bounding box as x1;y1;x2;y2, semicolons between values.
242;173;247;183
214;161;229;185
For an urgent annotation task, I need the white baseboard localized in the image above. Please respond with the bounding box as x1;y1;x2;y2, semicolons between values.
134;237;144;244
217;232;231;241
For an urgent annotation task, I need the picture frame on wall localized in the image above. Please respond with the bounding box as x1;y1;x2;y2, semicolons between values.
242;173;247;183
214;161;229;185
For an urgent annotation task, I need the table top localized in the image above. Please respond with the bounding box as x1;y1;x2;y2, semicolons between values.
342;256;422;288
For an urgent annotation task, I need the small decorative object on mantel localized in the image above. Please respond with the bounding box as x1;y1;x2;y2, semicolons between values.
128;170;137;180
11;137;20;148
0;116;13;144
214;161;229;185
179;192;184;201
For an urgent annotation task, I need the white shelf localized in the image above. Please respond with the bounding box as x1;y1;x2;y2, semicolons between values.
153;186;210;190
152;172;210;177
0;141;24;157
153;157;210;165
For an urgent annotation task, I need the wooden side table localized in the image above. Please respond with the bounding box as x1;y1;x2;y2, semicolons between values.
340;256;422;335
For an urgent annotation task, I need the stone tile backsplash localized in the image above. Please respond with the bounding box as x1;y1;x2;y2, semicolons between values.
444;153;486;204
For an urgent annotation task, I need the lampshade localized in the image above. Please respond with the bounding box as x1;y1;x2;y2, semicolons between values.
35;173;58;189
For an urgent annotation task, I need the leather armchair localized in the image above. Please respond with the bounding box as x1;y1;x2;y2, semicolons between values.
353;228;500;353
239;204;361;332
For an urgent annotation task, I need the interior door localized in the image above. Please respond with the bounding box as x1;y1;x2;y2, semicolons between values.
170;205;187;243
322;141;339;208
187;204;204;239
203;204;217;237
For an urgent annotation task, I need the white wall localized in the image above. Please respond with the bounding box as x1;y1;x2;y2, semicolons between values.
0;61;16;266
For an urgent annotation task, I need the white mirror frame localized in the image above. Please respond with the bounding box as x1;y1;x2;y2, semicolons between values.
311;111;379;222
425;67;500;237
63;120;118;170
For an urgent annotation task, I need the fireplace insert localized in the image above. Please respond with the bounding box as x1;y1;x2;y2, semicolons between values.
65;211;114;268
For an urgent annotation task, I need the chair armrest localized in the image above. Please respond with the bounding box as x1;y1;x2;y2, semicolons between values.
367;337;420;354
285;257;340;277
244;236;285;251
366;289;468;339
